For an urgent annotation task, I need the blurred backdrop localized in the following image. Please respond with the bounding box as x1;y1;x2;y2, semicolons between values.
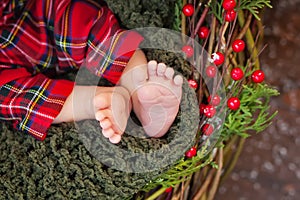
216;0;300;199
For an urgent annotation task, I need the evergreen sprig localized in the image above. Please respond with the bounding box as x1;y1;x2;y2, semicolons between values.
172;0;183;31
142;145;212;191
239;0;272;20
208;0;223;23
209;0;272;23
223;83;279;140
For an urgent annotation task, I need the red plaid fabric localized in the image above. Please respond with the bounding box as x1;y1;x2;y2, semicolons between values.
0;0;143;140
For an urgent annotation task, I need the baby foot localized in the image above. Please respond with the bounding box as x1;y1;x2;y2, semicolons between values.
94;87;131;143
132;61;183;138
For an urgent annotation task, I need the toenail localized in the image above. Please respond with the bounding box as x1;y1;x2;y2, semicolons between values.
174;75;183;85
102;129;114;138
165;68;174;78
100;120;110;129
109;134;121;144
149;60;157;65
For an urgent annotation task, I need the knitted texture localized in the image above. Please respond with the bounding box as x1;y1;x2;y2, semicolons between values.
0;79;198;199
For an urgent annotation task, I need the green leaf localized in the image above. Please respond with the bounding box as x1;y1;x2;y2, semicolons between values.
239;0;272;20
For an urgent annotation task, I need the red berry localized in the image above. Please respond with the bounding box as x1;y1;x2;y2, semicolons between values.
232;39;246;52
225;10;236;22
182;4;194;17
165;187;173;193
212;52;225;66
188;79;198;89
230;67;244;81
198;26;210;39
227;97;240;110
182;45;194;58
201;123;214;136
251;70;265;83
199;103;206;114
222;0;237;11
185;147;197;158
206;65;217;78
208;94;221;106
203;105;216;118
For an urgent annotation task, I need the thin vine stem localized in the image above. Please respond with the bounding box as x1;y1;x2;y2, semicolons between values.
192;168;215;199
182;0;188;42
207;148;223;200
146;187;166;200
220;137;246;184
193;4;210;38
237;10;260;69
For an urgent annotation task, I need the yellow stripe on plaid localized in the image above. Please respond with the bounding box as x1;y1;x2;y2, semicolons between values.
45;0;50;19
3;83;65;106
55;41;87;47
54;4;82;68
41;49;52;69
20;79;51;130
1;0;34;49
87;31;128;76
100;32;121;73
11;0;15;10
63;5;70;53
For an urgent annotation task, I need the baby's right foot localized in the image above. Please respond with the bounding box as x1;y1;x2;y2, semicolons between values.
94;87;131;144
131;61;183;138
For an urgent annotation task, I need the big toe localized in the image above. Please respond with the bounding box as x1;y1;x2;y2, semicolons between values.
147;60;158;79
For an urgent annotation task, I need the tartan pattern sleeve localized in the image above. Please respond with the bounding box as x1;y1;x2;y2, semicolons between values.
0;71;74;140
0;0;144;140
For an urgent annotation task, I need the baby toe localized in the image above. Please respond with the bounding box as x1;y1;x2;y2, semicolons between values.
173;75;183;86
147;60;158;78
95;110;108;121
102;128;115;138
157;63;167;77
100;119;112;130
165;67;175;80
109;134;122;144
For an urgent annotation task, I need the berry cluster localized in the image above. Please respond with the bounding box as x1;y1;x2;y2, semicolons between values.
182;0;266;159
223;0;237;22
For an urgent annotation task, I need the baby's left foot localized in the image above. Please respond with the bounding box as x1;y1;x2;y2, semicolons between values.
94;87;131;143
132;61;183;138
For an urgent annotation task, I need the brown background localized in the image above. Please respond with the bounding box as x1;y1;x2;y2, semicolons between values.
215;0;300;199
